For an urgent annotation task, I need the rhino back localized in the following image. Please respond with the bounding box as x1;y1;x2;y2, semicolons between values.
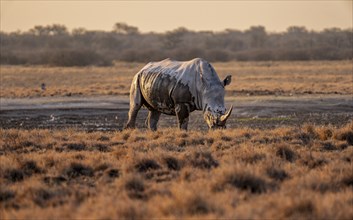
138;59;201;115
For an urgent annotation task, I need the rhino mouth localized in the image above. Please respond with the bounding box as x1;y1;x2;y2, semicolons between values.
204;105;233;129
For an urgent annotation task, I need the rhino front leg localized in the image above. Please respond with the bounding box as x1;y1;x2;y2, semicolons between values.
175;103;190;130
146;110;161;131
125;77;142;129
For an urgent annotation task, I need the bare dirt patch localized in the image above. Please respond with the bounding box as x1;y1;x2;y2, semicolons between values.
1;95;352;131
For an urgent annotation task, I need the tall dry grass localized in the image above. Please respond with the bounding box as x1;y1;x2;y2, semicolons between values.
1;121;352;219
1;60;352;98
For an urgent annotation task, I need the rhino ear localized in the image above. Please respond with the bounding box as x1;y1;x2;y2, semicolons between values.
223;75;232;86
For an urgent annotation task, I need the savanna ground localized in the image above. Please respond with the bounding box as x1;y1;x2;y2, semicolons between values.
0;61;353;219
1;60;352;98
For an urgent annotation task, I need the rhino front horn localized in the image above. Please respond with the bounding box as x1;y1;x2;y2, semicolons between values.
220;105;233;124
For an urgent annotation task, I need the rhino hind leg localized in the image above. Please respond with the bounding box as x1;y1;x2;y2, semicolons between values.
146;110;161;131
175;103;190;130
125;78;142;129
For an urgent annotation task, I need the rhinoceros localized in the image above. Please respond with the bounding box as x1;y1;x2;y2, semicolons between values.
125;58;232;130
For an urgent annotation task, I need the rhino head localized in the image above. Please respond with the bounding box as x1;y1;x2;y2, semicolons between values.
202;74;232;129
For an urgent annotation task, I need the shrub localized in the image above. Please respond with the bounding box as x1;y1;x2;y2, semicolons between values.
1;26;352;65
0;51;27;65
171;47;205;61
205;49;230;62
46;49;111;67
235;49;275;61
120;49;167;62
276;49;311;60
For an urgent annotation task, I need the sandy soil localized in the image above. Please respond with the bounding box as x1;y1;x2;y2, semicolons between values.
1;95;352;131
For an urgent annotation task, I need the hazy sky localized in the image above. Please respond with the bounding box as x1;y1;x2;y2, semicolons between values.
1;1;352;33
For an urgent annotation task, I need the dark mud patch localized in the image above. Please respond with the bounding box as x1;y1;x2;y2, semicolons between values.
0;95;352;131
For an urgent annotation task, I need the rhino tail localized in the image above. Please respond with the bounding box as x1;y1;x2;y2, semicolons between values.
125;73;143;129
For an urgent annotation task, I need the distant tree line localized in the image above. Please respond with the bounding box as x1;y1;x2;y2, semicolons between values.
1;23;352;66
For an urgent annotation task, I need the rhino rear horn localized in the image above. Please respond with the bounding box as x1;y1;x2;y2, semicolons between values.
220;105;233;124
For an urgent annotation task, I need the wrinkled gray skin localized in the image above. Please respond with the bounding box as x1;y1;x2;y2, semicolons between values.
125;58;232;130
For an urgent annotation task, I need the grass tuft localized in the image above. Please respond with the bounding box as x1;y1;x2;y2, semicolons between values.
4;169;25;182
345;131;353;146
93;143;111;152
341;174;353;187
316;127;333;141
21;160;43;176
0;189;15;202
301;156;327;169
321;141;337;151
275;145;297;162
333;122;353;146
296;132;311;145
95;163;110;171
266;167;289;181
220;171;272;194
32;188;55;207
134;158;161;173
106;169;120;178
303;124;317;137
125;176;146;200
98;135;110;141
163;156;182;171
285;201;315;218
63;163;94;178
190;151;219;169
186;195;213;215
66;143;86;151
43;176;67;186
242;153;266;164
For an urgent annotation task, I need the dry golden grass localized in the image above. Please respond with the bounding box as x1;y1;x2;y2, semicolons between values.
1;121;352;219
0;62;139;98
1;60;352;98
